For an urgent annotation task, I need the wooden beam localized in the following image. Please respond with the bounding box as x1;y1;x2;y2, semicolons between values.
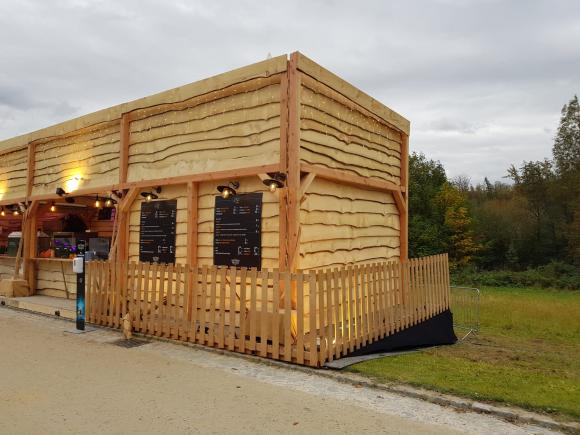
300;163;402;194
110;187;139;264
186;181;198;267
393;190;407;215
13;164;282;206
119;113;131;184
120;163;281;191
286;52;301;272
299;172;316;201
119;188;139;213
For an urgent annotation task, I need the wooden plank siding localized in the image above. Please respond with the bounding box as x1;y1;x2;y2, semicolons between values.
31;121;121;197
299;177;400;270
0;147;28;202
126;75;283;183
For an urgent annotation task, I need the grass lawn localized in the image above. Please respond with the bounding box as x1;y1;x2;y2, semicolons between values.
347;286;580;420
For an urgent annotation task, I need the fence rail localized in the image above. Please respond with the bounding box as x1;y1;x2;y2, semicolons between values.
86;254;450;367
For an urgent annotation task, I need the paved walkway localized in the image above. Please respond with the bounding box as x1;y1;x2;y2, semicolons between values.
0;307;556;434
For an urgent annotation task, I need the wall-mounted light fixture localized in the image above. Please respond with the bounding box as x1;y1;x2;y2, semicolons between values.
50;202;56;212
217;181;240;199
104;197;117;208
262;172;286;193
141;186;162;203
56;187;75;203
94;195;101;208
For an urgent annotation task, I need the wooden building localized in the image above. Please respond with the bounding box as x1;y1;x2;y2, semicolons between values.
0;52;456;367
0;52;409;298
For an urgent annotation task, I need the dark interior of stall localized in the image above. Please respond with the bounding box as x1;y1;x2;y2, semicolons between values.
0;196;115;260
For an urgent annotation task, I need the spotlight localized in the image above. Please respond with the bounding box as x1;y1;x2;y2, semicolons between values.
262;172;286;193
217;181;239;199
141;186;161;203
50;202;56;212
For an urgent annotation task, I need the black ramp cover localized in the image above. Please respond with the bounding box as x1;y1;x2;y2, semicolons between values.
349;310;458;357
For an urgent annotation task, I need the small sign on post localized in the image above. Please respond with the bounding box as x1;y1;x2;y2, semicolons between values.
73;240;86;331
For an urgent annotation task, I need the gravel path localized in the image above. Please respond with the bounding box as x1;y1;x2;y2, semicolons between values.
0;307;557;434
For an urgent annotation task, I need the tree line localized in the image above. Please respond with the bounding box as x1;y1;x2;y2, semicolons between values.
409;95;579;286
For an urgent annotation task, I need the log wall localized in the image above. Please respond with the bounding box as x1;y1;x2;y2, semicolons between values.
31;122;121;197
299;177;400;270
35;260;76;298
0;147;28;201
0;258;16;280
299;73;403;185
126;75;283;183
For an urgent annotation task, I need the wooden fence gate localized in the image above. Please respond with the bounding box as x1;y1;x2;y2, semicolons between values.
85;254;450;367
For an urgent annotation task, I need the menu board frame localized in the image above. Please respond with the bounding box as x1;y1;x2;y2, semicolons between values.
213;192;262;269
138;199;177;264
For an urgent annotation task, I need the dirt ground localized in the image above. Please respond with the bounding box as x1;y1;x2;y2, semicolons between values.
0;307;556;435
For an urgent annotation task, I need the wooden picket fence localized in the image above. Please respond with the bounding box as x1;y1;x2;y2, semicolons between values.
85;254;450;367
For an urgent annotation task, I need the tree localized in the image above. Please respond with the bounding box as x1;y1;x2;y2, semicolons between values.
553;95;580;176
433;183;479;268
408;153;448;258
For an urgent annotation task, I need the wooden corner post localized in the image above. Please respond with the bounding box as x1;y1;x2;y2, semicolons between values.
400;133;409;261
284;52;301;273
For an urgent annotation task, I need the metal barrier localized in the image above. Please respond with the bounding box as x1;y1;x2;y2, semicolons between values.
450;286;480;340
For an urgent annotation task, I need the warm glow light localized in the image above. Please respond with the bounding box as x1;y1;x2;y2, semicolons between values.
95;195;101;208
13;209;19;216
0;208;5;217
64;173;84;193
222;189;230;199
269;182;277;193
105;198;112;207
146;193;153;202
50;202;56;212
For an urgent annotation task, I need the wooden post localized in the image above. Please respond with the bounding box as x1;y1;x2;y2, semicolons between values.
26;142;36;198
400;134;409;261
119;113;131;185
286;52;301;272
117;188;139;260
186;181;198;267
186;181;198;322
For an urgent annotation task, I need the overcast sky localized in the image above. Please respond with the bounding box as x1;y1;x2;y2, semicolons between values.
1;0;579;184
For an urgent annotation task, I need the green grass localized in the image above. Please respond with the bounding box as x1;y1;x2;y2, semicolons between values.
347;286;580;420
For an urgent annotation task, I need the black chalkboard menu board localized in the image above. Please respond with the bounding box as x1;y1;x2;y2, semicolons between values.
139;200;177;264
214;193;262;269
